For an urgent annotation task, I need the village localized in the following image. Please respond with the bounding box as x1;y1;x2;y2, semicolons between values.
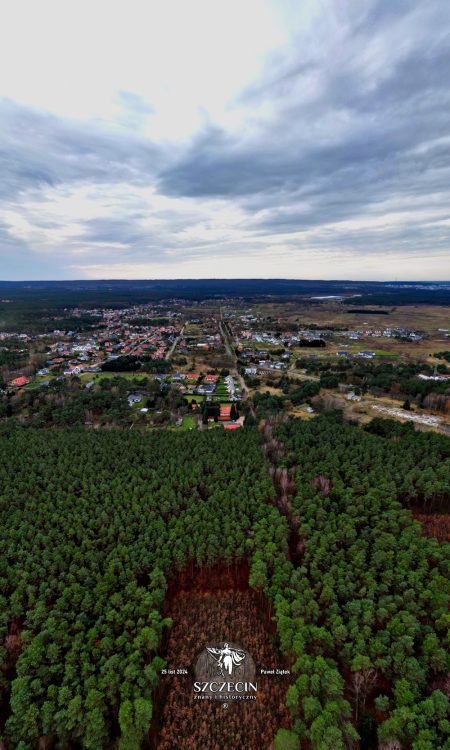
1;297;449;433
0;302;245;430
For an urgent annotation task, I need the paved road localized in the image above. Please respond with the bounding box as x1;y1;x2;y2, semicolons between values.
166;324;185;361
219;316;248;399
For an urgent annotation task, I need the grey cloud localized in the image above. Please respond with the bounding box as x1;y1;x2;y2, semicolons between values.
159;0;450;252
1;0;450;277
0;98;162;199
81;217;151;246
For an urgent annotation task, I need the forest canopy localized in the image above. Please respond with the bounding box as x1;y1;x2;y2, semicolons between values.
0;416;449;749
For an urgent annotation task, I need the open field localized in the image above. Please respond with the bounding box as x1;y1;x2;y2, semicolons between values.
293;340;450;362
184;394;205;403
252;301;450;333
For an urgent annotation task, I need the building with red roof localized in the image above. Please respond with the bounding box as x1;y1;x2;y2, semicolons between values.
10;376;30;387
219;405;232;421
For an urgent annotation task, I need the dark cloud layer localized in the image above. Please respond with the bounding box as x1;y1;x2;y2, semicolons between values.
159;0;450;243
0;98;162;199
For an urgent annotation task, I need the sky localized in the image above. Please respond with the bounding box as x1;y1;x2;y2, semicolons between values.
0;0;450;281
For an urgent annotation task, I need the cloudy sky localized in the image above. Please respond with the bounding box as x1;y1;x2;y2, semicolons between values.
1;0;450;280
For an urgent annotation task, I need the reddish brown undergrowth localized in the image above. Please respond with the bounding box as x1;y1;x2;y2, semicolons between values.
150;564;291;750
165;561;251;598
413;512;450;542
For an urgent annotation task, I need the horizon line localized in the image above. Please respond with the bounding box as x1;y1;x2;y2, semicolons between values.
1;278;449;284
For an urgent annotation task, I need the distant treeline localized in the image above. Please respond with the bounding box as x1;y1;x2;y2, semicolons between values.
303;323;348;331
0;280;449;334
347;289;450;306
347;308;390;315
0;301;102;333
299;338;326;347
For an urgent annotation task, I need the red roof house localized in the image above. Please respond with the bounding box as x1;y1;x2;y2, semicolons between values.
10;376;30;387
219;405;232;421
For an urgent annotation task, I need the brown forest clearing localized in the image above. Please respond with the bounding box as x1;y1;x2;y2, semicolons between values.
151;564;292;750
413;512;450;543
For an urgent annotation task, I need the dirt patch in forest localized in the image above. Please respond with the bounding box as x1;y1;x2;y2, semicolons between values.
413;512;450;542
150;565;292;750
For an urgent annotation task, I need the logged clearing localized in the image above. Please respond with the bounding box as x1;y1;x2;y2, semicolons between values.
154;567;291;750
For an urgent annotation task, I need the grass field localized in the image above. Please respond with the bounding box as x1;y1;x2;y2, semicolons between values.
24;376;54;390
293;338;447;363
229;301;450;367
79;372;152;383
173;415;197;431
184;394;205;403
254;301;450;333
241;341;280;350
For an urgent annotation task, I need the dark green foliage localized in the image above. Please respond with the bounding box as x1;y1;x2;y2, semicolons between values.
6;377;133;426
253;381;320;417
435;351;450;363
299;339;326;348
347;309;389;315
4;375;190;428
346;289;450;305
319;373;340;389
253;391;287;418
289;381;321;405
364;417;415;439
274;728;300;749
0;427;277;748
101;356;171;373
295;358;450;408
266;416;450;748
1;413;449;749
0;339;29;369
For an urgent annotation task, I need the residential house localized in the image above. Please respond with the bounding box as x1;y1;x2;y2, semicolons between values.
10;376;30;388
128;394;143;407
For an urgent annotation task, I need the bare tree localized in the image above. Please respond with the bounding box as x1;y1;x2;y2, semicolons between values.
351;667;377;721
311;475;333;496
379;741;401;750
